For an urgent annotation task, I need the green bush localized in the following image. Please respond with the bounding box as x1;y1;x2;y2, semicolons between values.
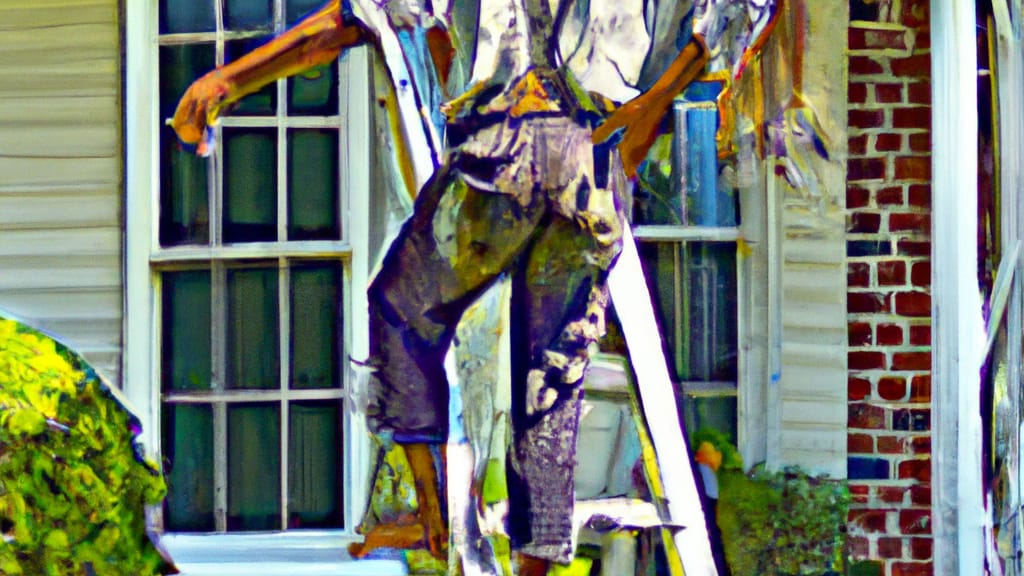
716;465;850;575
0;319;173;575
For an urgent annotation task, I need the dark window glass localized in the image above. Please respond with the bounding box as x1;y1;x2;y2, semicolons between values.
163;404;215;531
225;0;274;30
286;0;326;24
681;396;738;444
160;0;215;34
288;401;343;528
290;264;341;389
223;128;278;242
288;63;339;116
228;403;281;530
162;271;212;391
227;266;280;389
287;130;339;240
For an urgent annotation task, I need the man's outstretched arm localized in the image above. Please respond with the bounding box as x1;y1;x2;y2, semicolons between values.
171;0;367;153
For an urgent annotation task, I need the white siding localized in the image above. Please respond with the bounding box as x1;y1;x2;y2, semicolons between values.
0;0;123;384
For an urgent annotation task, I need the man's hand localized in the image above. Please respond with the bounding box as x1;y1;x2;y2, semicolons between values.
171;71;232;156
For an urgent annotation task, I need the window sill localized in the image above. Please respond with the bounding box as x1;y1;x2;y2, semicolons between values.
162;532;407;576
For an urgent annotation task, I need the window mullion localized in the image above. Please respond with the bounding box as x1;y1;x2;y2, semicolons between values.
212;262;228;532
278;260;290;531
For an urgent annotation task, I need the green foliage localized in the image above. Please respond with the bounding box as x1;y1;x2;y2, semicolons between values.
717;464;850;576
691;427;744;472
0;319;170;575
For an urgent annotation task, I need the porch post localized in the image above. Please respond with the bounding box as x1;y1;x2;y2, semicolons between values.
930;0;985;574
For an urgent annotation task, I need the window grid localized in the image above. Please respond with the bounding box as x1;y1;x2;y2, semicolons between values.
156;0;349;533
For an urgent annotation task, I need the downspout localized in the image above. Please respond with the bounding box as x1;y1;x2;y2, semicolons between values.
930;0;986;574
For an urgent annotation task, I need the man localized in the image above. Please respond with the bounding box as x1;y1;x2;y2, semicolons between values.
171;0;760;572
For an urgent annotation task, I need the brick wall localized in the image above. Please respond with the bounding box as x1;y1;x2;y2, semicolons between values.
846;1;933;575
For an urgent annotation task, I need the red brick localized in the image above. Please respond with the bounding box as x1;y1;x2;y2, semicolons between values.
878;536;903;558
910;435;931;454
908;132;931;152
850;82;869;104
910;484;931;506
850;483;870;505
893;107;931;129
850;28;909;51
848;185;871;208
849;133;869;155
849;211;882;233
876;323;904;345
890;212;931;234
876;186;905;206
849;322;873;346
878;435;906;454
850;376;872;401
908;184;931;208
850;403;887;429
910;537;932;560
849;262;871;287
849;535;870;557
907;82;931;105
849;292;891;313
849;157;886;181
877;260;907;285
876;133;902;152
899;459;931;482
895;291;931;317
876;83;904;103
908;324;930;345
915;30;931;50
892;561;934;576
893;351;931;370
910;374;931;401
902;0;930;28
895;156;931;180
849;509;889;533
899;509;931;535
892;54;930;79
850;351;888;371
898;239;931;257
910;261;931;286
851;55;886;76
849;433;874;453
878;376;907;401
850;109;886;129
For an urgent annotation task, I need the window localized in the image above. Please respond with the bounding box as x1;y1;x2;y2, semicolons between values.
124;0;373;535
632;81;764;460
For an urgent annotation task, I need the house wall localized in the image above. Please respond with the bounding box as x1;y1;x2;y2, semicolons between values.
0;1;123;384
845;0;934;574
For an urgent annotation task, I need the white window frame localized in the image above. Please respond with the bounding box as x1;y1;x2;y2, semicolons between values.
123;0;373;545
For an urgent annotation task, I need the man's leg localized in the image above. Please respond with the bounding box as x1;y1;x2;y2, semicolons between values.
352;162;548;558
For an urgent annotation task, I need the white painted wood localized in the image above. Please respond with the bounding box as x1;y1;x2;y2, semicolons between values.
931;1;986;574
609;225;719;576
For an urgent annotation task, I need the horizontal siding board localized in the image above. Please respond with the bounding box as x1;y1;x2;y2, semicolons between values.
0;0;122;387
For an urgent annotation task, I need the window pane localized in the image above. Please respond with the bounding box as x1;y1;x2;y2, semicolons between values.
287;130;339;240
225;0;273;30
160;44;214;246
160;0;215;34
224;129;278;242
288;63;339;115
290;263;341;389
639;241;738;382
228;404;281;531
163;404;215;531
227;267;280;389
681;396;738;444
225;39;277;115
162;271;212;391
288;401;343;528
286;0;326;25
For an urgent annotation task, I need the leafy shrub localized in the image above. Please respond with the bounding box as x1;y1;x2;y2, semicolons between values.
716;465;850;575
0;319;173;575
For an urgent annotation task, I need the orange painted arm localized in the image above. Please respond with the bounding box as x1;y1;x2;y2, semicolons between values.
592;35;709;178
171;0;367;153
